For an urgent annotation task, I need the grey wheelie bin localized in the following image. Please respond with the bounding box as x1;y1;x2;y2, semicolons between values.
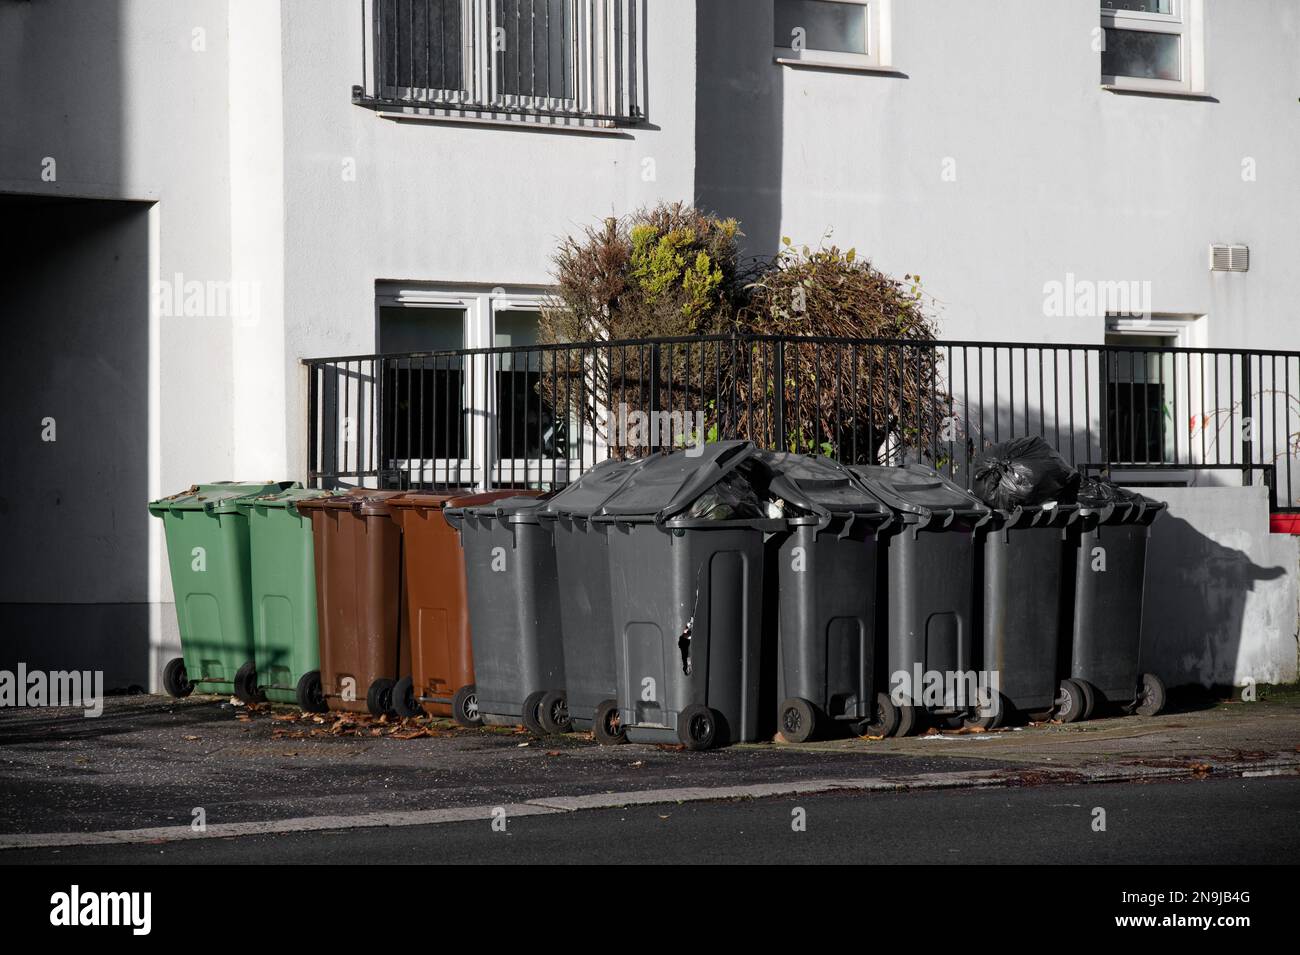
446;492;562;733
1067;488;1167;717
594;441;783;750
850;465;991;736
978;502;1080;726
753;452;893;743
536;458;645;742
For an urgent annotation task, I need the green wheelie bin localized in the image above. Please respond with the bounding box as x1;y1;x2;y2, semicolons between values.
239;487;333;710
148;481;294;699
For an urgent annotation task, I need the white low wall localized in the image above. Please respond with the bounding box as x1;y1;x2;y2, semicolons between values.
1140;485;1299;688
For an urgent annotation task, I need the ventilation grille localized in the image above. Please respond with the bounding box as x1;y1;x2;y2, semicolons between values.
1210;244;1249;272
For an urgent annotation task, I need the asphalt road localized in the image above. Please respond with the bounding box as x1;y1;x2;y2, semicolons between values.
13;774;1298;865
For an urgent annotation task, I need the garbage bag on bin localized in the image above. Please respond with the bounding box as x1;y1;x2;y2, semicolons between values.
972;436;1080;509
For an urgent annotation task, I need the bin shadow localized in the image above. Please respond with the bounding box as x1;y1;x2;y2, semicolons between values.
1140;511;1287;698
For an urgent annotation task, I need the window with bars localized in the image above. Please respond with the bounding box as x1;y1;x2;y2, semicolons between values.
359;0;643;125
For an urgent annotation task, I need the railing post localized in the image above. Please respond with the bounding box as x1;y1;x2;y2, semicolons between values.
1241;354;1253;486
1098;346;1110;479
306;361;319;488
773;340;786;452
648;342;661;452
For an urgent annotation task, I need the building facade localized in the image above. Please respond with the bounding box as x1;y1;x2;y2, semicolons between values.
3;0;1297;689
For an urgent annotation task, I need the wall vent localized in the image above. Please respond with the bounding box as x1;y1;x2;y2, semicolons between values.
1210;244;1249;272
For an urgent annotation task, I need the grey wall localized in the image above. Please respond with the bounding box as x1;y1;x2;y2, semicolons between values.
1141;486;1298;688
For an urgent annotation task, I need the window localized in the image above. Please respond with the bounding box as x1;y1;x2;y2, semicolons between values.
363;0;643;126
494;0;574;101
1100;0;1205;93
493;306;569;464
378;305;468;473
773;0;891;69
375;284;576;488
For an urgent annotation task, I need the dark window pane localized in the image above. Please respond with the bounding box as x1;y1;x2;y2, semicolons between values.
496;0;573;99
379;0;464;92
1100;1;1173;14
1102;27;1180;80
774;0;868;54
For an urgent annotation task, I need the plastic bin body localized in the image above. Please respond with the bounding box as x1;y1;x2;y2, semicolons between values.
539;458;645;728
452;494;558;725
606;518;767;744
850;465;990;715
297;490;407;713
754;451;891;729
980;507;1075;714
148;482;291;693
777;519;879;722
597;442;777;746
1068;502;1163;708
885;522;977;684
389;490;517;717
243;489;330;703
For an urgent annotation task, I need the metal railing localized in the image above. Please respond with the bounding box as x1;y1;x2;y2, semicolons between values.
304;335;1300;510
352;0;645;127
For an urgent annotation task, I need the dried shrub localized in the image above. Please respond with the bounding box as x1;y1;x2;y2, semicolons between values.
536;213;949;464
537;203;743;455
731;240;950;462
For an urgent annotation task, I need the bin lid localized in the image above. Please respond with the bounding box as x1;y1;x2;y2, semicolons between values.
597;440;760;522
293;488;407;517
148;481;295;516
849;464;990;524
449;492;548;525
237;487;333;513
752;451;891;524
537;458;645;519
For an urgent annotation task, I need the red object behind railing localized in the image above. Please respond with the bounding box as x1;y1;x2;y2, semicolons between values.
1270;513;1300;534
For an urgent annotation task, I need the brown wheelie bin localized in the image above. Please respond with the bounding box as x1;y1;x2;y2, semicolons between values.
296;489;408;715
386;490;523;726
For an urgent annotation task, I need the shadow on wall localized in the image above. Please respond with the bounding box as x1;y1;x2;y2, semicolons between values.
1140;492;1297;690
694;0;784;258
0;196;153;691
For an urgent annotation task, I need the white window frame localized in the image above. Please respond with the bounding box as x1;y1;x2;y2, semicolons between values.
773;0;893;71
1100;0;1205;94
375;282;582;489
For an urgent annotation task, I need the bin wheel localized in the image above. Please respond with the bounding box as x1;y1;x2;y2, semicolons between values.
677;704;719;751
452;684;483;727
778;697;818;744
1135;672;1167;717
859;692;901;738
162;657;194;699
1053;679;1088;723
963;693;1006;731
1076;679;1098;720
521;690;549;735
295;670;328;713
233;662;264;704
538;690;572;735
592;699;627;745
392;676;420;718
367;678;396;717
896;703;919;738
